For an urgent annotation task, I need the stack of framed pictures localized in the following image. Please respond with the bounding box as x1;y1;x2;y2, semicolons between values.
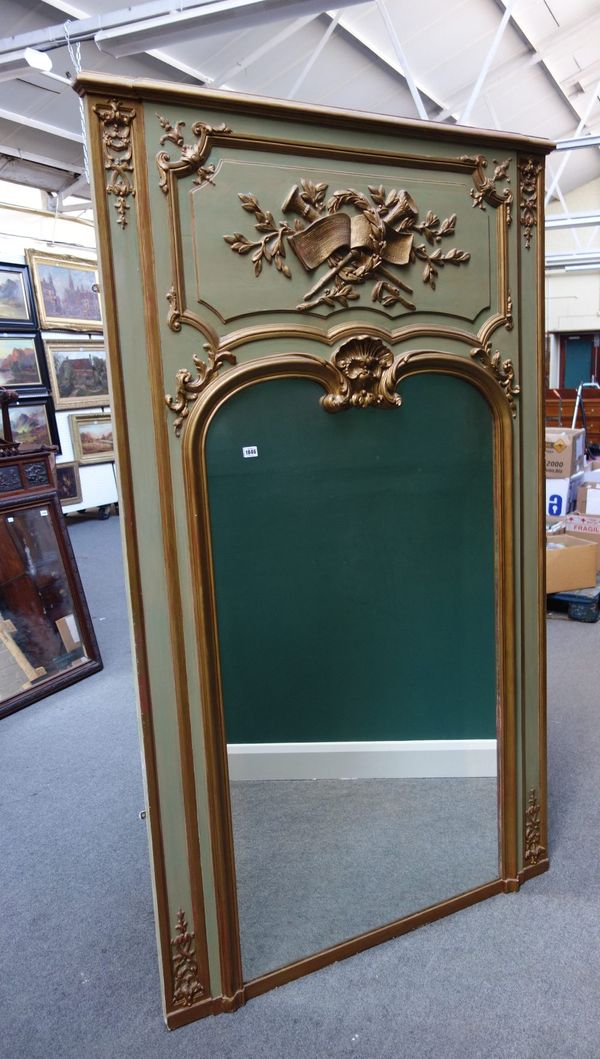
0;263;59;452
1;252;117;513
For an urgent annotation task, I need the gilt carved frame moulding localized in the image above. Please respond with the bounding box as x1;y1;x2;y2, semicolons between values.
78;73;552;1028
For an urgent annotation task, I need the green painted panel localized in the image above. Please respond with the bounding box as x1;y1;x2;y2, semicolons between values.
205;372;496;743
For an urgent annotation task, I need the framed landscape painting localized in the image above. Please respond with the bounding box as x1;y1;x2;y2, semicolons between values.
25;250;102;331
70;412;114;464
0;263;36;330
45;339;109;409
0;335;45;389
7;396;59;451
56;461;83;507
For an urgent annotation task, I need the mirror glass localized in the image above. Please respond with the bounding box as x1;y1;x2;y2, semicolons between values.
0;504;90;706
205;371;499;982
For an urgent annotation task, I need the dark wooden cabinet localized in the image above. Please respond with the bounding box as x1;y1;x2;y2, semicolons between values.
546;389;600;447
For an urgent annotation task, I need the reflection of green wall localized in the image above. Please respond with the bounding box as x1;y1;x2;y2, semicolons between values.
206;372;496;743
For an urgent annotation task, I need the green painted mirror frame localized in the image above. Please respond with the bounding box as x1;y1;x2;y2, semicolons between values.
77;73;552;1028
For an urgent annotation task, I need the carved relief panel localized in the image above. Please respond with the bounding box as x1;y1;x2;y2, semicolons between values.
80;74;551;1028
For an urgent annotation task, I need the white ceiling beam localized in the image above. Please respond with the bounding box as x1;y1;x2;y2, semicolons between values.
435;0;585;131
555;134;600;152
334;12;448;117
460;0;519;125
56;171;90;197
376;0;428;121
530;10;600;64
0;107;83;143
95;0;365;58
39;0;213;83
545;78;600;204
36;0;88;17
0;143;83;174
0;0;365;57
146;49;210;83
545;251;600;271
562;60;600;93
211;13;318;88
287;11;340;100
50;201;92;213
546;212;600;230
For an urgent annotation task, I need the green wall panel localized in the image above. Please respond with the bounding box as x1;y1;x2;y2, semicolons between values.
206;372;495;744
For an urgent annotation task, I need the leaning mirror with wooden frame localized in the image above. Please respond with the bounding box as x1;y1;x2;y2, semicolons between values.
0;448;102;719
79;73;550;1027
191;354;507;985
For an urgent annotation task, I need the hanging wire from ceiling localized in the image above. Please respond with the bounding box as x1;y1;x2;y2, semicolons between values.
63;20;90;188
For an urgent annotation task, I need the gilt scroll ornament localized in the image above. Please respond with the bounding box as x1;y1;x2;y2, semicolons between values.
322;337;401;412
165;345;237;436
524;787;546;865
470;342;520;417
224;180;471;313
462;155;512;219
156;114;232;193
518;158;543;250
93;99;136;229
170;909;205;1008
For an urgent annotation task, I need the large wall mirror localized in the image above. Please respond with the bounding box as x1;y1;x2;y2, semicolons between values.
189;351;513;989
80;73;548;1025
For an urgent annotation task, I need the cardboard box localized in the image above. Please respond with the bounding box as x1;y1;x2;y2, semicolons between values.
546;471;584;517
576;482;600;515
546;534;597;594
550;525;600;572
545;427;586;478
565;512;600;536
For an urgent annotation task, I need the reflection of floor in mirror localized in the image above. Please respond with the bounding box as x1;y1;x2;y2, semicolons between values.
230;776;498;982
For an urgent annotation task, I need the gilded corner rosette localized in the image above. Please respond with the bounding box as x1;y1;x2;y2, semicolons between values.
518;158;543;250
170;909;205;1008
93;99;136;230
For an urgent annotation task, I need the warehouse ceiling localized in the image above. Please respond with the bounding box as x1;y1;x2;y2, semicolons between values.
0;0;599;213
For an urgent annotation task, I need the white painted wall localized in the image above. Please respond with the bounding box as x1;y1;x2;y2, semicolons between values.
546;175;600;338
227;740;498;780
0;179;96;262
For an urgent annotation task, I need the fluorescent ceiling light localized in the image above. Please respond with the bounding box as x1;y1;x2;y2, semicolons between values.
0;47;52;82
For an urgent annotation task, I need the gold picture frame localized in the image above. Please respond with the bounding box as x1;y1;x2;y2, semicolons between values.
25;250;102;331
56;461;83;507
69;412;114;464
45;339;109;409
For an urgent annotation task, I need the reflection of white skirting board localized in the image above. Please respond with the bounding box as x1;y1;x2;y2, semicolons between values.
227;740;498;781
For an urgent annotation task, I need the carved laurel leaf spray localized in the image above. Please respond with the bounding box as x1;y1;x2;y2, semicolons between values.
224;180;471;312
